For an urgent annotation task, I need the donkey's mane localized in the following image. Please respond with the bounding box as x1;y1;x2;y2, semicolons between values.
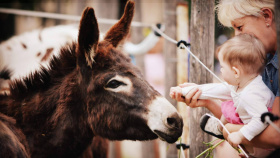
10;42;78;100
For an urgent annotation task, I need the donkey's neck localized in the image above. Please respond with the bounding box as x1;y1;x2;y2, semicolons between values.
7;43;78;122
4;43;96;156
6;71;94;157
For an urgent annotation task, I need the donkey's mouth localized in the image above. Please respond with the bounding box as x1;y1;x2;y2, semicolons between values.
153;130;179;144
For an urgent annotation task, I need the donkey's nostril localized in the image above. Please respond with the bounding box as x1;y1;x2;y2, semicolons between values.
165;113;183;129
167;117;176;126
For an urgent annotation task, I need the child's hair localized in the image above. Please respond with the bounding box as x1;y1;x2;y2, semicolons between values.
217;34;266;74
216;0;275;27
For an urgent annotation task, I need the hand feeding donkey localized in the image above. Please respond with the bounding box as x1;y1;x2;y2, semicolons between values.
0;1;183;157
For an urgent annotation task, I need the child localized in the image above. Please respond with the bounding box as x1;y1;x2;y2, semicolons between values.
170;34;275;157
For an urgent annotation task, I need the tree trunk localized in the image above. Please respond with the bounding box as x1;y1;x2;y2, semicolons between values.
189;0;215;157
176;2;190;158
164;0;177;157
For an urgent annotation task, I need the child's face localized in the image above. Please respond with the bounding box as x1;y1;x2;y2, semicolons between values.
218;53;238;86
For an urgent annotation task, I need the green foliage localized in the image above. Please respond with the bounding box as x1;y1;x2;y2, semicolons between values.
196;139;242;158
195;139;225;158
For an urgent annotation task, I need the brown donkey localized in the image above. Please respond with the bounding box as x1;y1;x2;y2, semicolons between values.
0;1;183;157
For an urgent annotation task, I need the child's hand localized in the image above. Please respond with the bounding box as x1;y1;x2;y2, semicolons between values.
169;86;185;102
227;131;245;148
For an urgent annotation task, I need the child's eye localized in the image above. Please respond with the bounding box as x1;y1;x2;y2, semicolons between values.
236;26;243;31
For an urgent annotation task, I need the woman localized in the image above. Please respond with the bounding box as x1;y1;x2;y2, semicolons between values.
173;0;280;156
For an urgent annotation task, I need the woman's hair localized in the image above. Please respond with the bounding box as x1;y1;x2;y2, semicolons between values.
216;0;275;27
217;34;266;74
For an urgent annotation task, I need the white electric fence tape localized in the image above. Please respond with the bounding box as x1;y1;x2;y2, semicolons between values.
0;8;150;27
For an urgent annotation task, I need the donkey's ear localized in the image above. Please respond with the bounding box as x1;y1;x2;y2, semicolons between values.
77;7;99;68
104;0;134;47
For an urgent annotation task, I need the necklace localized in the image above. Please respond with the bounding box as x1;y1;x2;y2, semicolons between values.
236;75;258;92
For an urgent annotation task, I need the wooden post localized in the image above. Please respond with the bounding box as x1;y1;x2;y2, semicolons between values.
189;0;215;157
176;2;190;158
163;0;178;158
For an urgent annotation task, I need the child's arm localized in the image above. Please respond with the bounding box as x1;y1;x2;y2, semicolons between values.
237;91;273;142
170;83;232;100
224;97;280;149
226;86;274;149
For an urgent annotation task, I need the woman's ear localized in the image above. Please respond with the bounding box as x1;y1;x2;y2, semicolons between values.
261;8;274;26
232;66;240;79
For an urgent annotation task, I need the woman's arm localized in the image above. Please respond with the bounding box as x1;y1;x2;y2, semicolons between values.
204;99;223;118
223;97;280;148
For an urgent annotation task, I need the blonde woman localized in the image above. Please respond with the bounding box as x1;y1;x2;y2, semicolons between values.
171;33;275;157
171;0;279;157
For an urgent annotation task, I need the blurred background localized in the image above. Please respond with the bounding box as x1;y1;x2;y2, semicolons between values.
0;0;234;158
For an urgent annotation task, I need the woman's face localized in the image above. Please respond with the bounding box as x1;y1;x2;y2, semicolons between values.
231;15;276;54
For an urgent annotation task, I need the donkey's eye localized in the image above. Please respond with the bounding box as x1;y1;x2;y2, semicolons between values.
105;80;127;89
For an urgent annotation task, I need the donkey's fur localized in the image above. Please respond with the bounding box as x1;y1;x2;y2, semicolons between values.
0;1;183;157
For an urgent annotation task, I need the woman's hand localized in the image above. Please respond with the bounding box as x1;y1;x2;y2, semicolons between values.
178;83;209;108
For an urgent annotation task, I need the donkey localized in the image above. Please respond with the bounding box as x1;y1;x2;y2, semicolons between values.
0;1;183;157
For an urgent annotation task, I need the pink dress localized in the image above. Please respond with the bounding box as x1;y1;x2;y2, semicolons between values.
221;101;272;124
221;101;243;124
221;101;274;157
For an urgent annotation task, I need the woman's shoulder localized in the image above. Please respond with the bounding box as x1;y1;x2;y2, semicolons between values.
266;52;278;69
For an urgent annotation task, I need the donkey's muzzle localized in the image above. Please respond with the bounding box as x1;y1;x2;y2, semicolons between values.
159;112;183;143
147;96;183;144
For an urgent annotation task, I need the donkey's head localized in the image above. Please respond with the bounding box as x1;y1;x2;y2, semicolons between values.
77;1;183;143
